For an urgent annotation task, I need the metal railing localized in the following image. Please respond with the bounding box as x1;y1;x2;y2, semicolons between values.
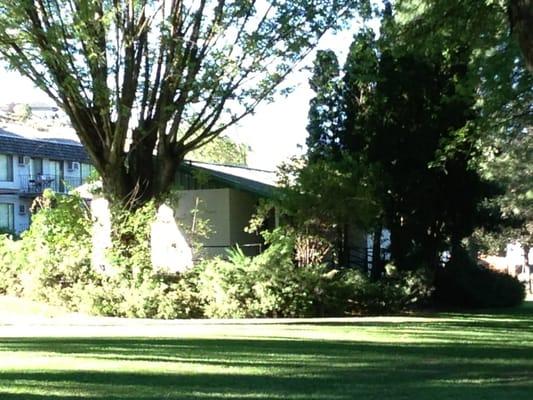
18;174;84;195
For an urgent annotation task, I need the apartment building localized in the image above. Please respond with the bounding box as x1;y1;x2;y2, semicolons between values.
0;127;92;234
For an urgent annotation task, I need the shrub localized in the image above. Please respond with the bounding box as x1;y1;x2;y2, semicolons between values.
81;270;204;319
0;191;94;308
0;190;435;319
0;234;24;295
0;192;206;319
196;238;434;318
434;247;525;308
196;241;334;318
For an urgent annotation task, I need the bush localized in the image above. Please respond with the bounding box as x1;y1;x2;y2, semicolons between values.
196;236;434;318
0;191;94;307
434;247;525;308
0;193;206;319
77;269;204;319
0;192;434;319
0;234;24;295
34;192;94;306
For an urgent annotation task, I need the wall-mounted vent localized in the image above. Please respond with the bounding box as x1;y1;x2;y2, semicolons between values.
18;156;30;166
67;161;80;171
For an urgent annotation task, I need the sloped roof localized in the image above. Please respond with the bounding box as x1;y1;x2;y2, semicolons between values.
182;160;278;197
0;128;91;163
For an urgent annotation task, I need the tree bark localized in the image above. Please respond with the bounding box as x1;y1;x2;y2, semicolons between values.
509;0;533;73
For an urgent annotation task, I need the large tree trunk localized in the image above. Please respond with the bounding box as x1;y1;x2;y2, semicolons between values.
98;130;182;211
389;223;411;271
509;0;533;72
90;123;187;274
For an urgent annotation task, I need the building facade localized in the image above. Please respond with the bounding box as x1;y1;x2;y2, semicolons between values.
0;129;92;234
174;160;278;259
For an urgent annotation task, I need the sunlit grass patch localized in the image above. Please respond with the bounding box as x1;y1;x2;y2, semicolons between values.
0;303;532;399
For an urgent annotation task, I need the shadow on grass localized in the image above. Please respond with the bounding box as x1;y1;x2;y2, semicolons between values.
1;336;532;400
1;305;532;400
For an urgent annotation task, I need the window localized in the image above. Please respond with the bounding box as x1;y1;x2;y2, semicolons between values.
30;158;43;177
80;163;94;182
0;203;14;232
0;154;13;182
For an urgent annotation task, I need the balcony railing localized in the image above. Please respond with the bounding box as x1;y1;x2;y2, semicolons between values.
19;174;85;195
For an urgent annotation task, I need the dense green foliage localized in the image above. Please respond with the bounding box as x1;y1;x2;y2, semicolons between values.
0;190;94;304
197;227;433;317
305;7;502;272
395;0;533;257
0;190;435;318
0;191;429;318
271;156;378;268
272;0;531;311
0;193;201;318
434;248;526;308
188;136;248;166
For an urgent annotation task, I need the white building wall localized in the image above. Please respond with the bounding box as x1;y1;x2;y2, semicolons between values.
0;194;31;234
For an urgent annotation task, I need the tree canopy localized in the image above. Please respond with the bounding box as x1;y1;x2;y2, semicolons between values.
188;135;248;165
393;0;532;256
302;1;529;273
0;0;367;207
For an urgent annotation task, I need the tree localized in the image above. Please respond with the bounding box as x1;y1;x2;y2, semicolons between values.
272;155;378;268
306;49;344;161
0;0;367;210
509;0;533;72
304;45;380;269
303;3;504;274
188;135;248;165
395;0;532;259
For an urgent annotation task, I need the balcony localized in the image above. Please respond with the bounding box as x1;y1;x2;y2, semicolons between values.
18;174;85;196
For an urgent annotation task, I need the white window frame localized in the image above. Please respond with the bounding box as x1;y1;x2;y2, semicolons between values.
0;154;14;182
0;203;15;232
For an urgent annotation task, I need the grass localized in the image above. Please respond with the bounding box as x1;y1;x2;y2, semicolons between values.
0;303;532;400
0;296;74;318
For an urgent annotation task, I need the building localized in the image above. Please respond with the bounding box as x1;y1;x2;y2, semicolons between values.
0;126;92;234
85;160;278;272
173;160;278;258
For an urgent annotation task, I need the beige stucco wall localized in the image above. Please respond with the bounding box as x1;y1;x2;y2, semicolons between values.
174;188;263;258
174;188;231;258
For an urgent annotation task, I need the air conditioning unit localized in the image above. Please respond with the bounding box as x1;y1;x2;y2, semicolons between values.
67;161;80;171
18;156;30;166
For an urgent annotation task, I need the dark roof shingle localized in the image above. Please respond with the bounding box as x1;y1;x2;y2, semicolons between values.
0;134;91;163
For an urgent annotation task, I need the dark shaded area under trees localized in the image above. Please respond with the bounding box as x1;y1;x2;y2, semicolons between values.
279;0;530;307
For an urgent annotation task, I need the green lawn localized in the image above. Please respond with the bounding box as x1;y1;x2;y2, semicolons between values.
1;304;532;400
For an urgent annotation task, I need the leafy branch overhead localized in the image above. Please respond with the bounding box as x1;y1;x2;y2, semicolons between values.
0;0;367;206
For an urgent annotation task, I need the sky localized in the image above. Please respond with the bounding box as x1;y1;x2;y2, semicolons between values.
0;28;364;171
